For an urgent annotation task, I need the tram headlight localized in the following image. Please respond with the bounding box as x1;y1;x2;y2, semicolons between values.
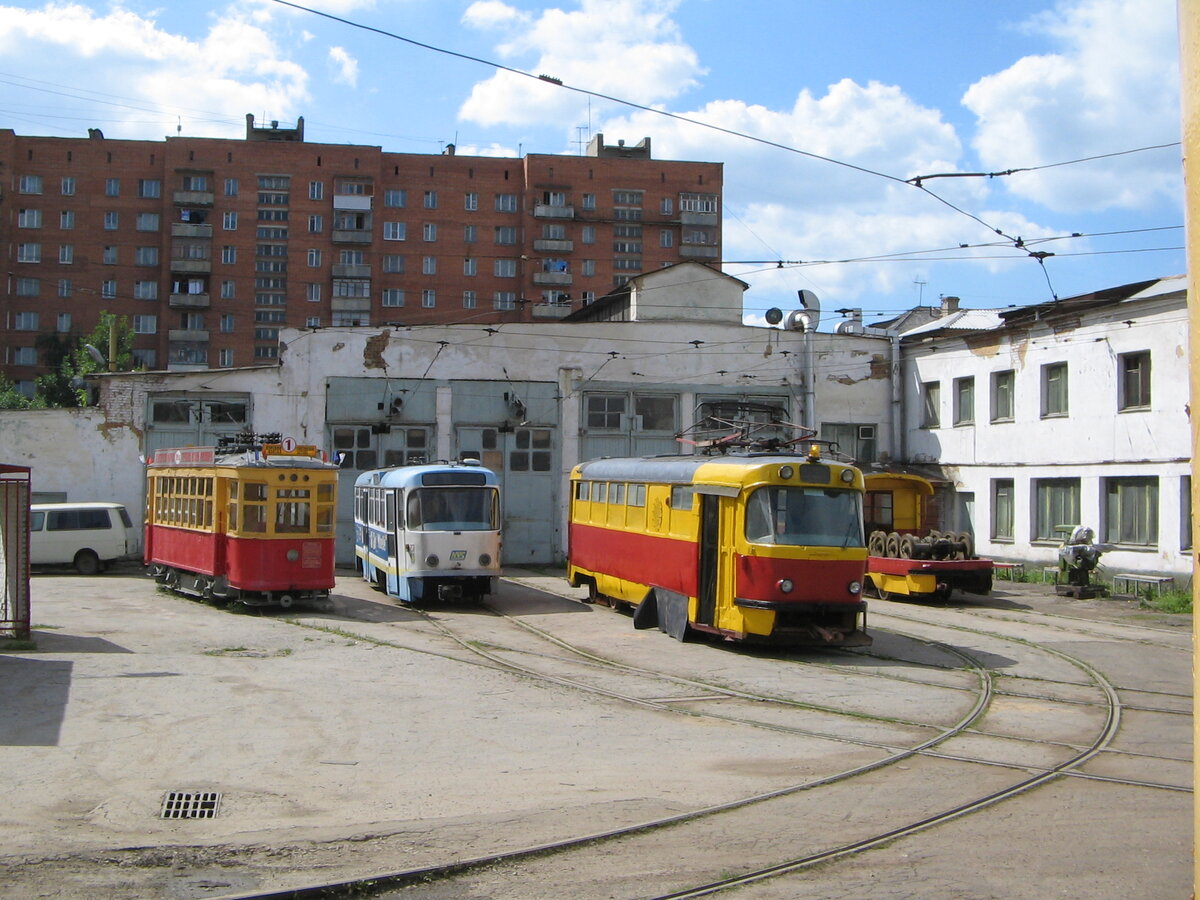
286;549;299;562
777;578;794;593
778;465;794;480
848;580;862;595
425;554;440;568
479;553;492;566
840;469;855;484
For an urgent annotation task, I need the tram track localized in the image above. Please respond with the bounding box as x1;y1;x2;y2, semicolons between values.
204;575;1169;900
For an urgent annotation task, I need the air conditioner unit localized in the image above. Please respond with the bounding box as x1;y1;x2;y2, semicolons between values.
858;425;876;440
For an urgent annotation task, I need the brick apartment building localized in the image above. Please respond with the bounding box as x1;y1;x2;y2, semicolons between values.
0;115;722;391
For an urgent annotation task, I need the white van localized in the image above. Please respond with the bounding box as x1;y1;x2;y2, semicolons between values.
30;502;137;575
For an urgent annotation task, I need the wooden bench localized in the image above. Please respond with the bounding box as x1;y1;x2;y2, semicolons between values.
992;562;1024;580
1112;573;1174;598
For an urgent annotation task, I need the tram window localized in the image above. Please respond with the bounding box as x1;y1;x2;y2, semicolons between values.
244;482;267;501
407;487;497;531
318;483;333;502
317;507;334;532
243;504;267;533
745;486;864;548
594;482;607;503
611;483;625;505
275;499;311;533
630;484;646;507
229;502;238;530
669;486;694;511
576;481;590;502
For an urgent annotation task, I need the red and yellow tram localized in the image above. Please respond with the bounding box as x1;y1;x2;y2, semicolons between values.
567;447;870;646
144;434;339;607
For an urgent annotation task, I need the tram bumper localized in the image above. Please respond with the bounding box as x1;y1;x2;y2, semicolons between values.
734;598;872;647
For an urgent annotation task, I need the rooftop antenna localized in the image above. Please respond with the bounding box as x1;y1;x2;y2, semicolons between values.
176;116;181;135
914;277;927;305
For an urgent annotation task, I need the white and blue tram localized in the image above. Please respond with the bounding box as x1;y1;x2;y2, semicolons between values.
353;461;502;604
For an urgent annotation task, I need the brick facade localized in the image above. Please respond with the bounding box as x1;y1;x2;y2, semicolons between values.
0;121;722;389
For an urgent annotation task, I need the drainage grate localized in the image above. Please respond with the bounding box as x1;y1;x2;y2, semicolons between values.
160;791;222;819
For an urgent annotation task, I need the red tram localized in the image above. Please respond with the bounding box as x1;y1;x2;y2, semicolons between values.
144;434;339;607
567;447;870;646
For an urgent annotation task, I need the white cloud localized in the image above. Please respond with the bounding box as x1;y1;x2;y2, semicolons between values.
962;0;1180;213
328;46;358;86
459;0;703;128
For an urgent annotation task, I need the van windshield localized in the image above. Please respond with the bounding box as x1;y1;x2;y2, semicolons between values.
744;486;864;548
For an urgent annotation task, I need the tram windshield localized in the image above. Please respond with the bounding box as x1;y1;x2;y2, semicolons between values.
406;487;498;532
744;486;864;548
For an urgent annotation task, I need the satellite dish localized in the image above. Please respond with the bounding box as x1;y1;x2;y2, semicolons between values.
764;307;783;325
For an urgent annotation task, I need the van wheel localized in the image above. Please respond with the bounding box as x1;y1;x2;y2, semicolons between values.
74;550;102;576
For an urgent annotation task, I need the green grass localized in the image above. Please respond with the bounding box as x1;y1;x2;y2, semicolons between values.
1141;589;1192;614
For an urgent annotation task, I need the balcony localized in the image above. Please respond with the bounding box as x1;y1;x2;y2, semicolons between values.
333;194;372;210
533;271;572;286
332;298;370;312
534;203;574;219
332;229;372;244
532;302;572;319
168;329;210;342
680;245;720;259
332;263;371;278
171;222;212;238
680;210;718;226
169;292;210;309
173;190;214;207
533;239;574;253
170;259;211;274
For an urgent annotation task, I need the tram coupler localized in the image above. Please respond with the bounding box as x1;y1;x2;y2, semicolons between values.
437;583;463;602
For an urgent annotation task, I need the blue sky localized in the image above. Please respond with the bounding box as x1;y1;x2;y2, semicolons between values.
0;0;1184;328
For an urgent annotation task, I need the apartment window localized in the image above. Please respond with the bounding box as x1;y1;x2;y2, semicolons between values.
306;284;321;302
680;192;718;213
581;193;596;210
383;254;405;274
61;176;75;195
221;280;235;299
463;290;477;309
138;179;160;198
18;208;41;228
422;256;437;275
220;246;236;264
341;248;364;263
305;317;320;329
542;223;566;240
255;345;280;360
335;279;370;298
382;288;405;307
464;224;477;243
103;211;118;230
495;193;517;212
421;289;436;308
103;246;118;264
384;222;406;241
18;175;42;194
494;291;516;311
134;246;158;266
133;281;158;300
101;279;117;299
921;381;940;428
218;349;234;367
183;175;209;191
614;258;641;271
308;214;323;233
56;313;71;332
12;347;36;366
136;212;160;232
255;309;285;324
14;312;38;330
465;192;478;211
990;370;1014;422
660;197;674;215
105;178;120;197
1033;478;1079;542
581;225;596;245
494;259;517;277
423;223;437;242
58;279;71;297
309;181;324;201
224;178;239;196
384;189;406;208
255;327;279;342
132;315;157;334
17;243;40;263
463;258;477;276
60;210;75;229
1041;362;1068;417
821;423;876;464
1104;476;1158;547
494;226;517;245
1118;351;1151;411
220;314;235;332
953;376;974;425
423;190;437;209
581;260;596;276
223;211;238;230
660;230;674;248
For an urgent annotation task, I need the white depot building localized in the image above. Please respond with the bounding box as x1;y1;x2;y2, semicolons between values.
1;264;1188;581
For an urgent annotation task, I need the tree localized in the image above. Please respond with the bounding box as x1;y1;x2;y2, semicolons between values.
0;312;134;409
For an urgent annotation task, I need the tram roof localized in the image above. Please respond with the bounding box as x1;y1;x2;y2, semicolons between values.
574;453;841;485
355;462;499;488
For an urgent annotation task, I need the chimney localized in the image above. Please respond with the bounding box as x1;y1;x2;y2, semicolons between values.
940;295;960;316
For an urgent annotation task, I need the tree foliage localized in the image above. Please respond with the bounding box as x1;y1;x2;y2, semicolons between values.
0;312;134;409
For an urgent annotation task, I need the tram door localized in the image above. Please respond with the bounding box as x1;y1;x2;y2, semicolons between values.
696;494;720;627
